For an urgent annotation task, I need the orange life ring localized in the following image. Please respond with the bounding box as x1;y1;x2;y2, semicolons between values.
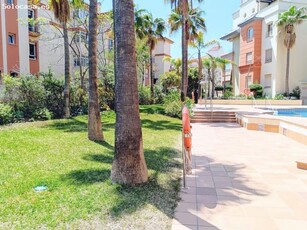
182;106;192;151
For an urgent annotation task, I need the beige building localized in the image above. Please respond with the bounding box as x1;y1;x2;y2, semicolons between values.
144;37;174;85
221;0;307;102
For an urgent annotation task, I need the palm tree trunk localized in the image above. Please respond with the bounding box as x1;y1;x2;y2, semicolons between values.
211;68;215;99
63;22;70;118
88;0;103;141
111;0;148;185
181;1;188;102
285;47;290;96
223;67;226;94
150;49;154;102
197;49;202;101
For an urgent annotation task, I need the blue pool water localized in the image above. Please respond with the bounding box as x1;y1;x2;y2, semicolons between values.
273;109;307;117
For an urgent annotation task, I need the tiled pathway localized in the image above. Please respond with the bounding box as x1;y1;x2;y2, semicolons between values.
172;123;307;230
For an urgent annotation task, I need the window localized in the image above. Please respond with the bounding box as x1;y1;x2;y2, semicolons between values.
74;56;88;67
74;32;87;43
245;75;252;88
8;34;15;44
265;49;272;63
246;52;253;64
28;10;35;32
7;0;13;5
267;23;273;37
264;74;272;89
29;43;36;59
247;27;254;42
108;39;114;51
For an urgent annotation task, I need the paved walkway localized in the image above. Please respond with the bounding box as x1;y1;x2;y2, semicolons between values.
172;123;307;230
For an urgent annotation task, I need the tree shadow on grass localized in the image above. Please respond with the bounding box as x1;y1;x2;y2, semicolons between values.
62;146;183;220
44;117;115;133
64;169;111;185
141;119;181;131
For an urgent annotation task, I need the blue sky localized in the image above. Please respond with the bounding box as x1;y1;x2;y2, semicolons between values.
101;0;240;58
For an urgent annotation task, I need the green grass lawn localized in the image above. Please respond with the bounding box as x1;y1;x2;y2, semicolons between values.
0;107;182;229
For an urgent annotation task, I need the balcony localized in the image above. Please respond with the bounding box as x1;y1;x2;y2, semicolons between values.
28;24;40;38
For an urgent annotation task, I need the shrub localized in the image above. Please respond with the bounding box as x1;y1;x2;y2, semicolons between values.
249;84;263;98
274;93;284;100
215;85;224;91
153;85;165;104
223;90;234;98
225;84;233;91
289;86;300;99
33;108;52;121
138;86;151;105
160;71;181;92
71;86;88;116
0;103;13;125
164;100;182;118
163;90;194;118
99;64;115;110
41;72;65;119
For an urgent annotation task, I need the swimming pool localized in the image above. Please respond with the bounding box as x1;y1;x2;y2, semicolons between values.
272;108;307;117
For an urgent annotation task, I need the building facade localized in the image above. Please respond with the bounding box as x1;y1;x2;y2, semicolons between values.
221;0;307;100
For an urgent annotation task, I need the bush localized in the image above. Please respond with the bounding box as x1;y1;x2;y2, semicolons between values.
138;86;151;105
33;108;52;121
223;90;234;98
160;71;181;92
0;103;13;125
163;90;194;119
289;86;300;99
41;72;65;119
249;84;263;98
164;100;182;118
70;85;88;116
215;85;224;91
274;93;284;100
225;84;233;91
98;69;115;110
153;85;165;104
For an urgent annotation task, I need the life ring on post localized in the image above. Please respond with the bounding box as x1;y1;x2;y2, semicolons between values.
182;106;192;151
182;106;192;175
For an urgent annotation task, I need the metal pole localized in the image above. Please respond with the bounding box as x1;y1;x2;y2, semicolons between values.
182;131;186;188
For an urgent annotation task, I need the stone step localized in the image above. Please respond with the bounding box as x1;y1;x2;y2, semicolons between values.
191;119;236;123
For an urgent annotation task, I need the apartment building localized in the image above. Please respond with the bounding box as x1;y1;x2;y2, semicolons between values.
0;0;114;78
221;0;307;99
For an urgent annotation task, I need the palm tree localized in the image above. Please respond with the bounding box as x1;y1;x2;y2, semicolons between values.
50;0;82;118
163;57;182;75
87;0;103;141
190;32;219;98
111;0;148;184
135;9;166;101
277;6;307;96
203;54;218;98
215;57;236;94
166;0;204;101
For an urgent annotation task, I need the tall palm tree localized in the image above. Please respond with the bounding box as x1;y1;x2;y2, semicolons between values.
87;0;103;141
277;6;307;96
111;0;148;184
215;57;236;94
166;0;204;101
50;0;82;118
190;32;219;98
135;9;166;101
